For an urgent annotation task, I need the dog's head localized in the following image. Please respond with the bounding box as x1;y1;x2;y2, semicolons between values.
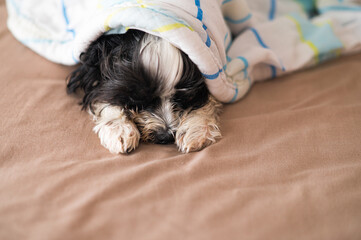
67;30;210;144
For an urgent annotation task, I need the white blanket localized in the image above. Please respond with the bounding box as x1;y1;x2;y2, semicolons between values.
6;0;361;103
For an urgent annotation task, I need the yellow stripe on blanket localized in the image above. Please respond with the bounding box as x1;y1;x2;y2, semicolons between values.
103;1;155;31
104;7;132;31
153;23;194;33
136;0;146;8
286;15;320;63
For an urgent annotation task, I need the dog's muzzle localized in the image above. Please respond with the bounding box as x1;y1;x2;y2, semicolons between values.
153;129;175;145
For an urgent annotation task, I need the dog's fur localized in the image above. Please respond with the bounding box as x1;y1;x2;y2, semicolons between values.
67;29;222;154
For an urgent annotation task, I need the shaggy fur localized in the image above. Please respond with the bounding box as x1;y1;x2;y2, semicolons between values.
67;29;222;153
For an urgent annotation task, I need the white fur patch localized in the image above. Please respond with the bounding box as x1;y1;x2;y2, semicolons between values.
139;34;183;97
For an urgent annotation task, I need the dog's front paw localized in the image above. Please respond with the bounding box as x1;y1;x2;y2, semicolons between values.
94;119;140;154
176;121;221;153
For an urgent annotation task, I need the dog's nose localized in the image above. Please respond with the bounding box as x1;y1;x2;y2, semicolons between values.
154;129;175;145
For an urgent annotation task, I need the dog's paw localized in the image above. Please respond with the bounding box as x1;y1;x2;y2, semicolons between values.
176;121;221;153
94;119;140;154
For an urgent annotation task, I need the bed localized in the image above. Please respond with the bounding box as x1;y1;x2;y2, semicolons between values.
1;1;361;239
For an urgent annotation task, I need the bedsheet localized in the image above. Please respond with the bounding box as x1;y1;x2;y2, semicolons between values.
1;1;361;239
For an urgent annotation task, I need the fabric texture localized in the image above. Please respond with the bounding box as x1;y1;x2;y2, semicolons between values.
1;1;361;239
6;0;361;103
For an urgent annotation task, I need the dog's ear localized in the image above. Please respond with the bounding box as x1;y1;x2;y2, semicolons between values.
172;52;209;110
67;31;148;111
66;36;105;107
66;33;135;110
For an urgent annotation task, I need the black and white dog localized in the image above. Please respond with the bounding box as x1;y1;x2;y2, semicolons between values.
67;30;222;154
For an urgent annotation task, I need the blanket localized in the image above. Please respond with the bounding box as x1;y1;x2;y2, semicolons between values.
6;0;361;103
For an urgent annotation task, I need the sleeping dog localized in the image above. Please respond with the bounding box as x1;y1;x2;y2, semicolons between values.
67;30;222;154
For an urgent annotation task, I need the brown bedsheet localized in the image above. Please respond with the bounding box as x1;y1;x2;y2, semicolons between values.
1;1;361;239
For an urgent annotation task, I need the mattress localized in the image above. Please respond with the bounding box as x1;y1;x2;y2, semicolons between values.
1;1;361;239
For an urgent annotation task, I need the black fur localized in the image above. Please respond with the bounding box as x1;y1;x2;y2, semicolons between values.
172;52;209;110
66;29;209;113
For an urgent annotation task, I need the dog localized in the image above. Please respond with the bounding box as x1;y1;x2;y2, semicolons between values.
67;30;222;154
